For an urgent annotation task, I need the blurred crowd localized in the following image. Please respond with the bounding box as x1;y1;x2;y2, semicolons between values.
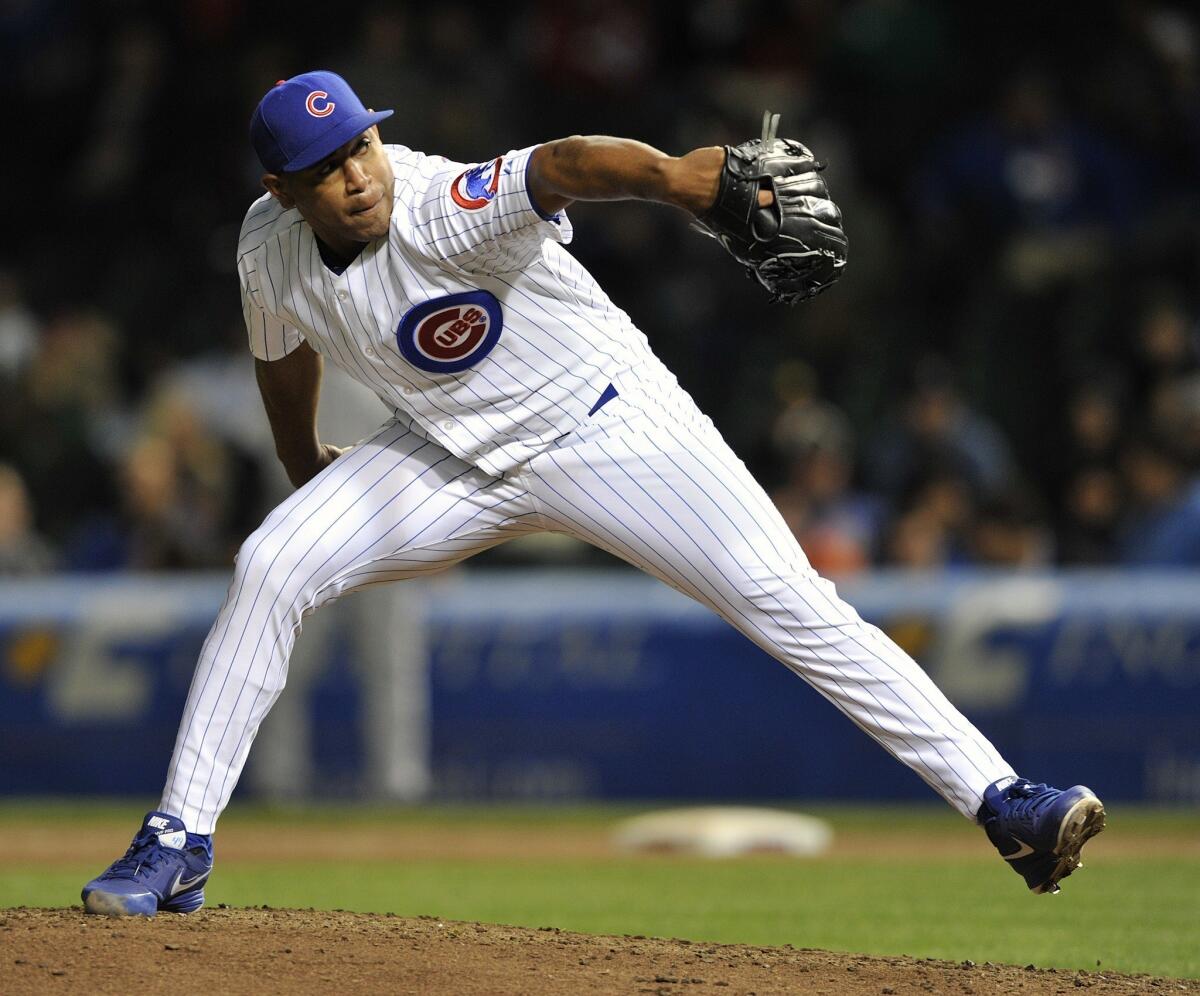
2;0;1200;575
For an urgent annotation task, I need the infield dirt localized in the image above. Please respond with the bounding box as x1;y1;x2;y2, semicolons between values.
2;907;1196;996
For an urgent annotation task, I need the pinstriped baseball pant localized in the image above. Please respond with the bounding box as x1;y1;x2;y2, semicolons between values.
161;407;1015;834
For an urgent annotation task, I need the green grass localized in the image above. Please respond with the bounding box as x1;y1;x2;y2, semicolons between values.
5;796;1194;833
2;800;1197;979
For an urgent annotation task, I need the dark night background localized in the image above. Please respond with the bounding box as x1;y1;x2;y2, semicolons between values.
2;0;1200;575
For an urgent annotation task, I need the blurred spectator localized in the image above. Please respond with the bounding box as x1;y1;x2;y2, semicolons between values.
1058;466;1123;565
1050;373;1126;564
1127;292;1200;462
912;68;1140;469
770;391;882;576
883;465;976;570
125;386;248;568
2;5;1199;573
1117;436;1200;565
917;70;1135;288
1132;290;1198;399
117;431;224;570
0;464;55;575
970;487;1053;568
0;272;37;383
885;507;949;570
866;356;1016;501
1065;375;1124;466
1150;373;1200;466
65;385;250;571
12;310;125;544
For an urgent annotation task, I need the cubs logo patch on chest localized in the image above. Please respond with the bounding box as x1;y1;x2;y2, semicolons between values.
395;290;503;374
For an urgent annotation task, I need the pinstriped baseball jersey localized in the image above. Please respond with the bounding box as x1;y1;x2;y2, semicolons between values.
237;144;685;477
156;133;1018;839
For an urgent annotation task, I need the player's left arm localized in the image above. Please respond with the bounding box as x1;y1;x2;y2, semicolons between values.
412;140;765;273
530;127;846;305
527;138;767;217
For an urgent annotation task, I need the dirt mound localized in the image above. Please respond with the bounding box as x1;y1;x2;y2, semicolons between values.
1;907;1193;995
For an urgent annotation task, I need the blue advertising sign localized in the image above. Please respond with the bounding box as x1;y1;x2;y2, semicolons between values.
1;570;1198;802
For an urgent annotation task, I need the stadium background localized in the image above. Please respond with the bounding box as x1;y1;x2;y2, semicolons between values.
0;1;1195;811
1;1;1199;985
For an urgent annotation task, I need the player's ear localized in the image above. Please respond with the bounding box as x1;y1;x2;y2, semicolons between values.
262;173;295;209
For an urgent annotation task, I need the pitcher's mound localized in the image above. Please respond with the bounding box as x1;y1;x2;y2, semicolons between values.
1;907;1192;995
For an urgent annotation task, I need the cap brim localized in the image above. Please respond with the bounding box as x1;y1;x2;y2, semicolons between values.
282;109;394;172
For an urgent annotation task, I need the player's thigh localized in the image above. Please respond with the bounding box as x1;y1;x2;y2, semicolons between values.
525;423;861;635
236;418;537;607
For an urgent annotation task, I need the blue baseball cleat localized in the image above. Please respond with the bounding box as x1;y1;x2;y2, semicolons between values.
978;778;1106;894
82;811;213;916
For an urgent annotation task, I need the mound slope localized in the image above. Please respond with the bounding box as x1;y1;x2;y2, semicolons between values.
2;908;1195;995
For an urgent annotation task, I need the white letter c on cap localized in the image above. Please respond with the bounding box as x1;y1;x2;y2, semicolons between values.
305;91;335;118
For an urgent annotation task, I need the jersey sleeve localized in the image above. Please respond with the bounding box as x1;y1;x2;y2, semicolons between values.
239;257;305;361
407;145;573;274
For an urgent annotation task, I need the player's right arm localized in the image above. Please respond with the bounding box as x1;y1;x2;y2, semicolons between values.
254;343;344;489
238;222;342;489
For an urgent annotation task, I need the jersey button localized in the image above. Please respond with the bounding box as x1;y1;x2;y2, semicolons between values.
402;387;413;395
479;443;493;454
442;421;454;431
337;290;348;301
364;347;375;356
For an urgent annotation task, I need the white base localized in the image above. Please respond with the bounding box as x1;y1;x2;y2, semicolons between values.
612;806;834;858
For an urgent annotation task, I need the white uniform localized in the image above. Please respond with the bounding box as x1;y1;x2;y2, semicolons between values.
161;144;1015;833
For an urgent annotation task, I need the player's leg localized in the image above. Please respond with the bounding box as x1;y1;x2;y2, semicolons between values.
83;418;538;915
522;413;1103;892
160;417;538;832
524;417;1011;816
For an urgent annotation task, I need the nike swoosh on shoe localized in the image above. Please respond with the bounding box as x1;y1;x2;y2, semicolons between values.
169;871;209;897
1004;839;1036;861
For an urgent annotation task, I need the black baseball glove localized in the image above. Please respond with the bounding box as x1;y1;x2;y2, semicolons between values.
695;111;848;305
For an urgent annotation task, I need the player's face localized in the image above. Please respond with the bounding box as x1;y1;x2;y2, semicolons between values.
264;125;394;257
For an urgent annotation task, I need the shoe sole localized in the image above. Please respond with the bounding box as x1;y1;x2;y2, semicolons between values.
1033;793;1107;895
82;889;157;917
82;883;206;917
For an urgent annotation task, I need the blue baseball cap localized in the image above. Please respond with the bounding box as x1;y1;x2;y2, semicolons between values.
250;70;393;173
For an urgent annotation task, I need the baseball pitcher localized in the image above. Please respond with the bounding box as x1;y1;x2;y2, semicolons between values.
82;72;1104;916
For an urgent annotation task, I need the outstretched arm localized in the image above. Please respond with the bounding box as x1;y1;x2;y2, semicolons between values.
527;123;847;306
527;138;731;217
527;137;778;217
255;341;345;489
